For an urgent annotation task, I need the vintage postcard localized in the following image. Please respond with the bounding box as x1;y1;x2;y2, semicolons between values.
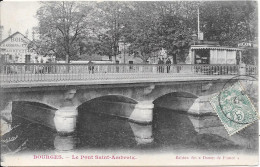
0;0;258;166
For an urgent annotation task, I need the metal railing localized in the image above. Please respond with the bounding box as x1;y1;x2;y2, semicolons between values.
246;65;258;75
0;63;255;83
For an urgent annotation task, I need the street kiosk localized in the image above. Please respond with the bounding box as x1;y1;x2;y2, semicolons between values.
187;45;244;65
183;45;247;75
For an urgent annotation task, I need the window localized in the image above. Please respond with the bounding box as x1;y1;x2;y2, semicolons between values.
194;49;210;64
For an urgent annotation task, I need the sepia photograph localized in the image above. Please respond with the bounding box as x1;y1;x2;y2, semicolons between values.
0;0;258;166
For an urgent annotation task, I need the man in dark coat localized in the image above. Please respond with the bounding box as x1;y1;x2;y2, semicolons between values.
166;58;171;73
158;58;162;73
161;58;165;73
88;61;94;74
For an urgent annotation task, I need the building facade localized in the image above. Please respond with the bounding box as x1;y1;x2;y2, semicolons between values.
0;32;47;63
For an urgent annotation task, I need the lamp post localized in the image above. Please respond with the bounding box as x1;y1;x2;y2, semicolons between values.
122;36;126;64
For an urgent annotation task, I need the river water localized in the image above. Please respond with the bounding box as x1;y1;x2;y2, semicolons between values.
1;103;258;155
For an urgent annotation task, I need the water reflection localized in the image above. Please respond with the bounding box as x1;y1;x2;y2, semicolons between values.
54;135;77;152
1;103;258;155
76;112;137;149
129;123;153;145
153;107;197;149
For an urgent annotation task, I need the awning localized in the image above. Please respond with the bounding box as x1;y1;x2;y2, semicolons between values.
191;45;244;51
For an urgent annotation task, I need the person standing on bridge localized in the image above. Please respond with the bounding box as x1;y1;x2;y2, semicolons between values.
161;58;165;73
88;61;94;74
166;58;171;73
158;58;162;73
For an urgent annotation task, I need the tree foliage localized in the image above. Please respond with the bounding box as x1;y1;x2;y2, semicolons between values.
34;1;257;64
200;1;257;46
34;1;94;62
94;2;133;61
123;2;162;62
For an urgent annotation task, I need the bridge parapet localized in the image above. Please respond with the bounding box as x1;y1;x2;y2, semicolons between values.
1;63;256;84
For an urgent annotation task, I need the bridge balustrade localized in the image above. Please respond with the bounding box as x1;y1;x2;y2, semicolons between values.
246;65;258;75
0;63;255;83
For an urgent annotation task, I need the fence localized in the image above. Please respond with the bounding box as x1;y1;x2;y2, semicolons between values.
246;65;258;75
0;63;256;83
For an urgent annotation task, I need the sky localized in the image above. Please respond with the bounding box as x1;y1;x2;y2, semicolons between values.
0;1;41;40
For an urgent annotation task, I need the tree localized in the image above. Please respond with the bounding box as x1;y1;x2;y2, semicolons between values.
199;1;257;64
154;2;198;64
94;2;131;61
35;1;94;62
157;14;193;64
28;26;57;57
200;1;257;46
122;2;162;62
121;2;197;63
33;1;257;65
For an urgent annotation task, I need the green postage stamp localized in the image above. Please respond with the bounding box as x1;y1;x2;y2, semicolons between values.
210;82;258;136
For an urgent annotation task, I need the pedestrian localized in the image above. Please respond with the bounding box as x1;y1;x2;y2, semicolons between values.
161;58;165;73
166;58;171;73
88;61;94;74
46;59;52;73
158;58;162;73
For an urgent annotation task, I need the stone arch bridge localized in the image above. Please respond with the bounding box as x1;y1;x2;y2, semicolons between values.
1;76;235;134
1;63;256;145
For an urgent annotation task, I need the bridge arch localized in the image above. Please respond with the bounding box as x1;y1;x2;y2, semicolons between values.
77;94;138;119
76;95;154;145
81;94;138;105
12;100;58;110
78;94;138;109
1;101;58;130
153;91;199;112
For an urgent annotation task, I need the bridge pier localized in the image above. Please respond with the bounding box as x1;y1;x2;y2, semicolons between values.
54;106;78;134
129;101;154;124
129;122;153;145
1;101;12;123
187;95;215;116
187;95;220;133
1;101;13;135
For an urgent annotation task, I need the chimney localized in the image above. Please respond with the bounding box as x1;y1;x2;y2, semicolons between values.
8;28;12;36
